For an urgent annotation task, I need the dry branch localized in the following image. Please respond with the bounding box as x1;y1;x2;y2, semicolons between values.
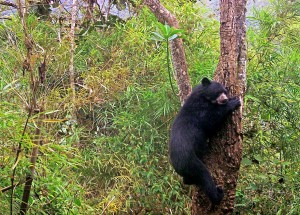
0;0;17;8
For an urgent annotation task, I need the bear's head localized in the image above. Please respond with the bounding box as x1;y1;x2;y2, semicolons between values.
201;77;229;105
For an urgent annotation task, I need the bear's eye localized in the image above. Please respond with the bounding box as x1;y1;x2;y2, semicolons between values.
218;91;226;97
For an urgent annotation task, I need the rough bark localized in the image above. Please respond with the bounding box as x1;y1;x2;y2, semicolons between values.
191;0;247;214
144;0;191;103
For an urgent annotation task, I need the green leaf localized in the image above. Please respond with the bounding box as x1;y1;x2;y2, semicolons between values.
241;158;252;166
74;198;81;206
281;161;291;166
254;154;263;162
276;209;282;215
168;34;178;41
169;29;184;35
164;24;171;34
151;32;165;41
250;183;258;191
157;22;167;35
153;23;184;41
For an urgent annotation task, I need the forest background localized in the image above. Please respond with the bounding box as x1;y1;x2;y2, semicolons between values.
0;0;299;214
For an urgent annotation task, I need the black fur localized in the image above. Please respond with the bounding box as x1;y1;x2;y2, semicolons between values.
169;77;241;205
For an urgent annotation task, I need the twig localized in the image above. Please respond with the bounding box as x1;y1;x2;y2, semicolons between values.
100;196;116;215
1;182;20;193
0;0;17;8
0;17;12;20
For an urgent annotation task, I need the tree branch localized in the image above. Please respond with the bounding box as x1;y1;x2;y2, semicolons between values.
144;0;191;104
1;182;20;193
0;1;17;8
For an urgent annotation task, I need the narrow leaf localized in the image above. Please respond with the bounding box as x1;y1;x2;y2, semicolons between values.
11;155;22;170
151;32;165;41
42;119;68;123
168;34;179;41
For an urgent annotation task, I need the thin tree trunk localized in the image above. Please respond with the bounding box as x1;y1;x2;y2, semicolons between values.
144;0;191;103
68;0;80;147
20;116;43;215
70;0;77;103
15;1;46;213
85;0;95;22
14;0;49;211
191;0;247;214
15;1;36;214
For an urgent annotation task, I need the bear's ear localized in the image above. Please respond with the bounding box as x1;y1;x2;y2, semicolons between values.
201;77;211;86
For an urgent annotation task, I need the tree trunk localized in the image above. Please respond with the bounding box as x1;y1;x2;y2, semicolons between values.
191;0;247;214
69;0;79;138
70;0;77;103
15;1;46;213
144;0;191;103
20;116;42;215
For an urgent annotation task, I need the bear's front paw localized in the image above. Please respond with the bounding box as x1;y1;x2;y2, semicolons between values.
229;97;241;110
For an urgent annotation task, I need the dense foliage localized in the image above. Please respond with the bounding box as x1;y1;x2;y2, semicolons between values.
0;0;299;214
237;1;300;214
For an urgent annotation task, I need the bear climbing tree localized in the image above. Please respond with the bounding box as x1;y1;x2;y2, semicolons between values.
145;0;247;214
170;78;241;205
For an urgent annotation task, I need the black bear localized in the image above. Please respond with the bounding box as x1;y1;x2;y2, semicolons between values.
169;77;241;205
